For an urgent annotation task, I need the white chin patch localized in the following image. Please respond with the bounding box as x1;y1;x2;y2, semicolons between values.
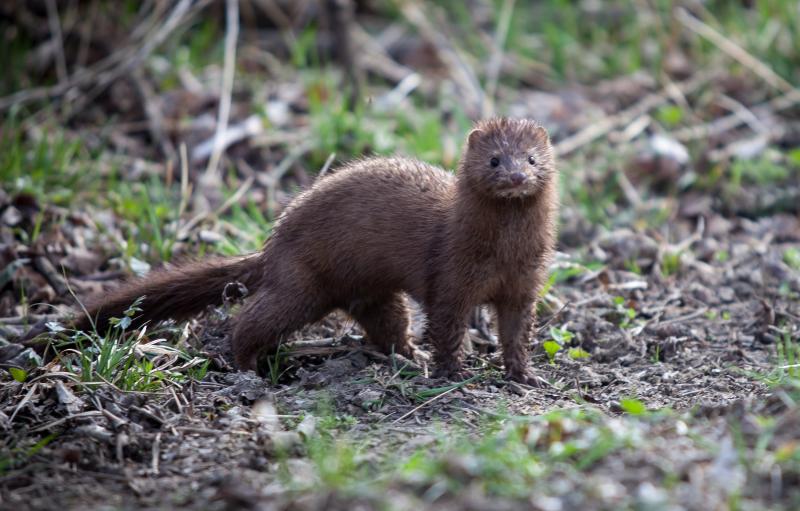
496;188;529;199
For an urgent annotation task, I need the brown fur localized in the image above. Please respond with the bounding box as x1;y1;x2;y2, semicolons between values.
80;118;558;383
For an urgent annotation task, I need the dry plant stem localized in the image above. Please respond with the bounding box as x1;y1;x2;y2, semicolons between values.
673;88;800;141
554;71;716;157
325;0;363;106
350;23;436;99
133;70;177;161
178;144;191;221
75;0;100;69
177;175;254;240
483;0;516;117
399;1;485;117
0;0;204;115
261;139;315;211
317;152;337;179
44;0;69;84
253;0;293;29
717;94;768;134
391;385;461;424
203;0;240;181
676;7;798;95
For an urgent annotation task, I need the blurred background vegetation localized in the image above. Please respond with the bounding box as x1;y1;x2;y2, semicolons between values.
1;0;798;271
2;2;800;510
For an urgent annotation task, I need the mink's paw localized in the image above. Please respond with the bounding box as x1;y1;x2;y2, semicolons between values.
505;369;544;388
393;343;429;362
433;365;474;382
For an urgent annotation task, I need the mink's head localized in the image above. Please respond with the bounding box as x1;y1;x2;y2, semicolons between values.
459;118;555;199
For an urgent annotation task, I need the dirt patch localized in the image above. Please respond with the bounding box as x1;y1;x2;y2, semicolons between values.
2;200;798;509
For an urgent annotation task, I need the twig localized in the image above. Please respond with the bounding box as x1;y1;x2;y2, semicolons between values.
325;0;363;106
673;88;800;141
46;0;202;121
483;0;515;117
399;1;484;117
260;139;315;209
392;385;461;424
676;7;797;95
192;115;263;162
9;383;39;424
537;301;570;334
554;71;715;156
616;170;643;208
0;314;61;325
177;174;254;240
178;143;191;221
317;152;336;179
151;432;162;475
350;23;436;100
203;0;240;181
253;0;293;29
32;256;69;297
29;411;106;433
717;94;768;134
132;70;177;161
75;0;99;70
44;0;69;84
656;308;708;327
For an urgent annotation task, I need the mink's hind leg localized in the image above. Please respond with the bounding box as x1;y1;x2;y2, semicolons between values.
349;293;414;357
230;285;330;371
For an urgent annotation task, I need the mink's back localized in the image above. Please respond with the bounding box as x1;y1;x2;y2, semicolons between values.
264;157;455;302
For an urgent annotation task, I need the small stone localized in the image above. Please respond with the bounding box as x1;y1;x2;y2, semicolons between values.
263;431;302;454
199;229;223;244
296;414;317;439
355;389;384;411
1;206;22;226
718;287;736;303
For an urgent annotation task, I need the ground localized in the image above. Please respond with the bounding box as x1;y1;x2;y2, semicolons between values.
1;1;800;510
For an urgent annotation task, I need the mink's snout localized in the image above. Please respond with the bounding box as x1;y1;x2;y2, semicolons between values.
509;172;527;186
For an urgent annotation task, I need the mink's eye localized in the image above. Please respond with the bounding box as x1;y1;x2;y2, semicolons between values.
528;155;536;165
490;157;500;168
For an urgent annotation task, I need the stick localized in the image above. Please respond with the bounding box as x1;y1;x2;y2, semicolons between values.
317;152;336;179
204;0;240;181
399;1;484;117
392;385;460;424
44;0;69;84
676;7;797;95
484;0;516;117
177;174;254;240
554;71;715;157
133;70;177;161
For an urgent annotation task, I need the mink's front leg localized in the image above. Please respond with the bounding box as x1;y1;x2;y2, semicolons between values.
496;298;537;385
425;299;471;380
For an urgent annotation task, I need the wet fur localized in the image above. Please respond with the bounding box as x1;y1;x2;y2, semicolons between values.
81;118;559;383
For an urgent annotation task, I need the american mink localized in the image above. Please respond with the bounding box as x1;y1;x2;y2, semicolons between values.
80;118;558;383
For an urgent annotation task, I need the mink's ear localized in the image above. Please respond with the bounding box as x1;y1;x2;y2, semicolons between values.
467;128;484;148
532;125;550;143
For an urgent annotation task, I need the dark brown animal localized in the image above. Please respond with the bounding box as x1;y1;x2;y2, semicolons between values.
81;118;558;383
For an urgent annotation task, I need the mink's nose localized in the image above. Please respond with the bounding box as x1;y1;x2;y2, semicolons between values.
510;172;527;186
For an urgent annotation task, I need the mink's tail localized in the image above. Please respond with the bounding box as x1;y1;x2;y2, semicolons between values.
75;255;262;333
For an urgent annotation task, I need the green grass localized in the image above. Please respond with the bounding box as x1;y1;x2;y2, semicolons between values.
0;116;92;207
41;298;210;392
0;433;58;476
106;175;182;263
763;327;800;391
287;406;669;501
783;248;800;271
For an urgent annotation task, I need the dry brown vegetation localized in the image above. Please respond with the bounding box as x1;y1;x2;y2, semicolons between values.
1;1;799;510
